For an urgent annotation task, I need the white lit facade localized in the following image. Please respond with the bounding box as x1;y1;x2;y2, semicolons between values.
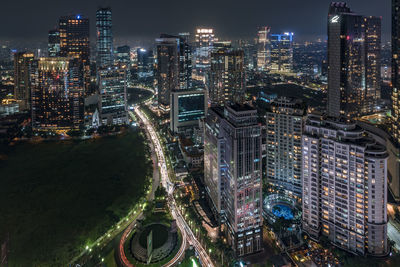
256;26;271;71
302;115;388;256
194;28;215;75
266;97;303;198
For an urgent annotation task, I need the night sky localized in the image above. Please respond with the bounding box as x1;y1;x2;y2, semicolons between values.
0;0;391;43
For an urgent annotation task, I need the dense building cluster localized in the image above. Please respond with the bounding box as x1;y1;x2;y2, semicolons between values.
2;0;400;264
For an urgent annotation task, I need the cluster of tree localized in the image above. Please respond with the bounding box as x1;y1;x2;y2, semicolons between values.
175;187;234;266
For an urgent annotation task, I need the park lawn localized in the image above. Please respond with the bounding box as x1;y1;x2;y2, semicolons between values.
0;130;152;267
127;88;153;105
104;249;118;267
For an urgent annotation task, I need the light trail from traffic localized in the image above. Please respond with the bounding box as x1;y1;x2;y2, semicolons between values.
134;106;214;267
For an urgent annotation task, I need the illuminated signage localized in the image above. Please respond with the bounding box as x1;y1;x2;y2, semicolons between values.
331;15;339;23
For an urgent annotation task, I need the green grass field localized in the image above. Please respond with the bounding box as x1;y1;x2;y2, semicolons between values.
127;88;153;105
0;130;152;266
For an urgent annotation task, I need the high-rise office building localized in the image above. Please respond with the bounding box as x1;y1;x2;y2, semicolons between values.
327;2;381;118
364;16;381;110
48;29;60;57
302;114;388;256
256;26;271;71
204;104;263;257
115;45;131;65
156;35;192;110
170;89;206;133
98;66;128;125
209;49;245;106
238;40;256;70
178;33;193;90
0;45;11;62
270;32;294;73
14;52;35;110
31;57;84;129
96;7;113;68
392;0;400;143
266;97;304;199
59;14;90;93
59;15;90;63
156;37;179;110
137;48;154;78
194;28;215;75
160;34;192;90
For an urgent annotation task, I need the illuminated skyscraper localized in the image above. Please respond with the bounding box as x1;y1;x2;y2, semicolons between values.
137;48;153;77
156;34;192;110
156;37;179;110
266;97;304;199
59;14;90;93
178;33;193;90
302;114;388;256
270;32;294;73
194;28;215;76
96;7;113;68
59;15;90;63
238;39;256;70
13;52;34;110
209;48;245;106
115;45;131;65
392;0;400;143
31;57;84;129
48;29;60;57
364;16;381;111
256;26;271;71
204;104;263;256
98;66;128;125
327;2;381;118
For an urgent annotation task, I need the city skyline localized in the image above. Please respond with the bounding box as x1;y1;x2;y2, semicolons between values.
0;0;390;43
0;0;399;266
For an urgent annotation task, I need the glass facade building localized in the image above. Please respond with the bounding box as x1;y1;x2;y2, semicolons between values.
96;7;113;68
98;66;128;125
194;28;215;76
209;49;245;106
31;57;84;129
256;26;271;71
170;89;206;133
14;52;35;110
270;32;294;73
327;2;381;118
59;15;90;63
392;0;400;143
156;34;192;110
204;104;263;257
48;29;60;57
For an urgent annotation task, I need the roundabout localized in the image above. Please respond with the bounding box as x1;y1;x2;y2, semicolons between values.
129;222;178;264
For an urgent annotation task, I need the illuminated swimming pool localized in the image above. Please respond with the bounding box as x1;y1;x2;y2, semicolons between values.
272;204;294;220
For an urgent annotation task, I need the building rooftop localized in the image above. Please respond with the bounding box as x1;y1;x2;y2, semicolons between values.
229;103;255;112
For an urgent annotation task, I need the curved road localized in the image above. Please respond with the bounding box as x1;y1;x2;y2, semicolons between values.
132;106;214;267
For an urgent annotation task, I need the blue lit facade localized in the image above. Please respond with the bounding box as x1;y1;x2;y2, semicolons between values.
178;93;204;122
170;89;206;133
